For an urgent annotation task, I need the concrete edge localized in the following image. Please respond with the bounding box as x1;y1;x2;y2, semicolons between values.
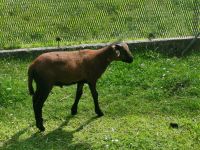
0;36;199;57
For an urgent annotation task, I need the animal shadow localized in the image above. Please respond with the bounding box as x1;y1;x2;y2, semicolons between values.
1;116;98;150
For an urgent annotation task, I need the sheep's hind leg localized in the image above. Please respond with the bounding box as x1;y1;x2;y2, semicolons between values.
71;82;84;115
89;83;104;117
33;85;52;131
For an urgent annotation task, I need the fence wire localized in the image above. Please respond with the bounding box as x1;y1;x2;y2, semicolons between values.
0;0;199;49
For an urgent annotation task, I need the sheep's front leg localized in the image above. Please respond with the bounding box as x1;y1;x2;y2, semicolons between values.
71;82;84;115
89;83;104;117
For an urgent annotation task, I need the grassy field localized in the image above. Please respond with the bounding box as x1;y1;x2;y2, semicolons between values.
0;0;195;49
1;50;200;149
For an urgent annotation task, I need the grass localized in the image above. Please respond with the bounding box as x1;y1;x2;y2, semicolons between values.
1;50;200;149
0;0;196;49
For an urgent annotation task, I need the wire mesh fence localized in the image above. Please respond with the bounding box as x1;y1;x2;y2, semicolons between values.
0;0;199;49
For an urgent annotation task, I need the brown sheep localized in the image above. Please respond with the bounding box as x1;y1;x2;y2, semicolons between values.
28;43;133;131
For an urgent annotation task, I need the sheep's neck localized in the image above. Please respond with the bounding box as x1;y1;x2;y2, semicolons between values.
95;47;114;73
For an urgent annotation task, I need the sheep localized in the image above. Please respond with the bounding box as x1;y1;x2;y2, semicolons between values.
28;43;133;131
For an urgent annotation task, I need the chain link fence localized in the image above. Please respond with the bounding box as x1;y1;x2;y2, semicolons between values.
0;0;199;49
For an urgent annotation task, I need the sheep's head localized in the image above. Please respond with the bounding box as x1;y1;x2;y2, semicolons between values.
112;43;133;63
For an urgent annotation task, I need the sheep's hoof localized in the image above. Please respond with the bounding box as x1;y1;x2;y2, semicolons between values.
36;123;45;132
39;126;45;132
71;108;77;115
71;111;77;115
96;111;104;117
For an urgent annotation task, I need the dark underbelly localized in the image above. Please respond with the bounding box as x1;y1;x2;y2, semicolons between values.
54;80;86;87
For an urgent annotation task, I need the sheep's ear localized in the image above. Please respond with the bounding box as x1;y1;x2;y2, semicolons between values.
115;43;122;48
115;50;120;57
111;45;116;50
112;44;121;57
112;43;121;49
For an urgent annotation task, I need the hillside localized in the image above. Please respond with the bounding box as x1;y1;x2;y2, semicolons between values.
0;0;195;49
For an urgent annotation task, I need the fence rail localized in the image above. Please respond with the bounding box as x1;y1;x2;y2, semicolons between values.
0;0;199;49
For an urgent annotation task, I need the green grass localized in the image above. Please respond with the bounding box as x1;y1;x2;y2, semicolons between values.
1;50;200;149
0;0;196;49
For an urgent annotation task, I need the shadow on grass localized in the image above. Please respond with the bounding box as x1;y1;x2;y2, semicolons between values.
2;116;98;150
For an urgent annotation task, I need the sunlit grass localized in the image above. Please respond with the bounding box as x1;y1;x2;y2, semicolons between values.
1;50;200;149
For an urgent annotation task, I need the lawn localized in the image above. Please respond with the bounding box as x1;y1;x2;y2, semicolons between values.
1;49;200;149
0;0;195;49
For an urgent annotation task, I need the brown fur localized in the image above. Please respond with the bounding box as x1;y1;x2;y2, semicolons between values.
28;43;133;131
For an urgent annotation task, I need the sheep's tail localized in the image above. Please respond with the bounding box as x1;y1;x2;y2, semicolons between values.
28;65;35;95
